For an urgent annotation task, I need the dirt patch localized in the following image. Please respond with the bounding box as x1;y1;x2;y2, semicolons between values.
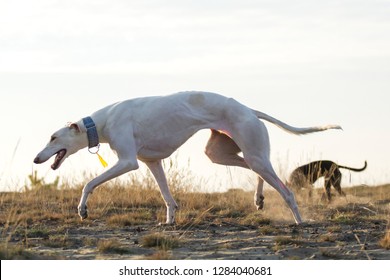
3;204;390;260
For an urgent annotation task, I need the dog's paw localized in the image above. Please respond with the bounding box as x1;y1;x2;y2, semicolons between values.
256;195;265;210
78;205;88;220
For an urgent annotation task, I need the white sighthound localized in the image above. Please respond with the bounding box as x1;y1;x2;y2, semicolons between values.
34;91;342;224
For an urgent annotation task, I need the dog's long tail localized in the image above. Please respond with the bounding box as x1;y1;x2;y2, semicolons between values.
338;161;367;172
252;109;342;135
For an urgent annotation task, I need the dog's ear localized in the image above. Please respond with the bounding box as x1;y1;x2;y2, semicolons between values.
69;123;81;133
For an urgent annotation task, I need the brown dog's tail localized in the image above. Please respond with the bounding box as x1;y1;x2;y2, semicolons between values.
338;161;367;172
252;109;342;135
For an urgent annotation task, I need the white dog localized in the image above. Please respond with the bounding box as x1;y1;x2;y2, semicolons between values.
34;91;341;224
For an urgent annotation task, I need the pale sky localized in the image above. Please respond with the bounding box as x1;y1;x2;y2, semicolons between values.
1;0;390;191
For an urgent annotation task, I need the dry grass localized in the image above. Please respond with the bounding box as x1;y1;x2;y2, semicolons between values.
379;230;390;249
97;239;133;255
145;250;173;260
107;211;154;227
0;244;39;260
141;233;180;250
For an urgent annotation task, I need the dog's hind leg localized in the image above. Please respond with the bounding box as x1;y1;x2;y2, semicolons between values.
246;155;302;224
331;171;346;197
229;117;302;224
204;129;248;168
254;177;265;210
144;160;178;224
205;130;264;210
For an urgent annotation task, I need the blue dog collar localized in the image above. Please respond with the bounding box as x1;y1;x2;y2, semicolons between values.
82;117;100;153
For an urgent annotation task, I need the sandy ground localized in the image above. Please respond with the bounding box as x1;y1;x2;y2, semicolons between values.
8;202;390;260
2;185;390;260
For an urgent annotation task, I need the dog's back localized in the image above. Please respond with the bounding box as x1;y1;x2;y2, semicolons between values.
288;160;337;189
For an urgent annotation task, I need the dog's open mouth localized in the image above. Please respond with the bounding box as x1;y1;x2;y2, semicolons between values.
51;149;67;170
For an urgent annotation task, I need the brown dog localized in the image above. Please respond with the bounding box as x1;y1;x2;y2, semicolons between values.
287;160;367;201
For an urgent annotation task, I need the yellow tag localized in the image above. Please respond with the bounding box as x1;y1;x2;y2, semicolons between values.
97;153;108;168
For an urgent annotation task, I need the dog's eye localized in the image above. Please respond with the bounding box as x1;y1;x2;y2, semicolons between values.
50;136;57;142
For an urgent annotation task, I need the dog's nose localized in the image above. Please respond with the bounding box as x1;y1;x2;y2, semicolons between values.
33;156;40;164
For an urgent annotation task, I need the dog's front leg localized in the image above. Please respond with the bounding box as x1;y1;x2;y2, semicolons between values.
78;159;139;220
144;160;178;224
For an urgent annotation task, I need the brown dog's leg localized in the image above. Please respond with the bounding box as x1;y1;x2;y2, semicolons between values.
324;176;332;202
331;171;346;197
